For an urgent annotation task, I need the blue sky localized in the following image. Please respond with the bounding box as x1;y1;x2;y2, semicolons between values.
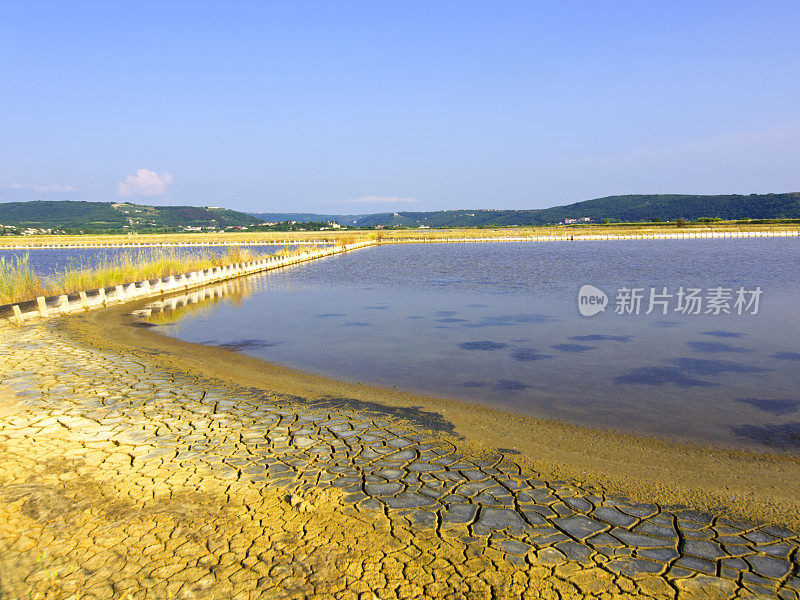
1;1;798;213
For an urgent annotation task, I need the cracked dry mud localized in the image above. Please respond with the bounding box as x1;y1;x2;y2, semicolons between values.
0;323;798;599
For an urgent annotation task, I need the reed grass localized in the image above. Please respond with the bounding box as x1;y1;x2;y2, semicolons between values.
0;221;794;251
0;246;307;305
0;255;47;304
334;234;358;246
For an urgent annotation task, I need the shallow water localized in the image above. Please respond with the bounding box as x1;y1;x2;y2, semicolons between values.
150;239;800;452
0;245;298;279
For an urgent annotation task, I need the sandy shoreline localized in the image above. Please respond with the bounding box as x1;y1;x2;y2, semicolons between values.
63;299;800;532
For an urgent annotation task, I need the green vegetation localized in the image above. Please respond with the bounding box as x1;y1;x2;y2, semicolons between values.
2;193;800;234
0;201;259;234
247;220;337;232
0;246;305;305
256;194;800;227
527;193;800;224
0;255;41;305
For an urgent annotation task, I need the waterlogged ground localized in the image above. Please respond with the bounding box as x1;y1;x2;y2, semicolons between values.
1;322;799;599
150;239;800;452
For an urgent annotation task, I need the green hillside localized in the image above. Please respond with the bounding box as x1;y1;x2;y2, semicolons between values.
258;193;800;227
251;212;360;224
0;201;259;233
531;193;800;224
2;193;799;233
0;201;125;230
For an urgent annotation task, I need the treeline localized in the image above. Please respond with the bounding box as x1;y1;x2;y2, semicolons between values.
250;193;800;228
248;221;335;231
2;193;799;233
0;201;259;233
530;193;800;224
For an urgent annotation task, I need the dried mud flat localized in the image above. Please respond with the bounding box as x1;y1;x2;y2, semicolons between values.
0;319;799;600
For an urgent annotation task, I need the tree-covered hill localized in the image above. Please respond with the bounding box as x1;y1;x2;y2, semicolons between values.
530;193;800;224
259;193;800;227
2;193;799;233
0;201;126;230
0;201;260;233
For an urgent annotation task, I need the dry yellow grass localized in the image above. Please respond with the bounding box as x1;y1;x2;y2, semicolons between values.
0;255;44;304
0;220;795;249
0;246;312;305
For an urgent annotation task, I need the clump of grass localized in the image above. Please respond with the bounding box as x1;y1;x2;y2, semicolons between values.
221;245;258;264
0;246;303;305
334;234;358;246
0;255;46;304
49;248;251;296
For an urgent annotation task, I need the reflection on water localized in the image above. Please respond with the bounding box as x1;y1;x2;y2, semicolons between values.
685;341;753;354
732;422;800;450
218;339;280;351
136;278;254;329
144;239;800;452
737;398;800;415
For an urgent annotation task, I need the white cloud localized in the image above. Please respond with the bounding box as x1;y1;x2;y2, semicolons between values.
346;195;418;204
117;169;174;197
36;184;76;192
7;182;76;192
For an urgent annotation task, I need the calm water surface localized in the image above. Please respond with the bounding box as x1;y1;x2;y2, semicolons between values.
149;240;800;452
0;245;298;278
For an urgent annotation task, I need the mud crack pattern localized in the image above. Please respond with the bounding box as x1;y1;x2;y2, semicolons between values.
0;323;798;599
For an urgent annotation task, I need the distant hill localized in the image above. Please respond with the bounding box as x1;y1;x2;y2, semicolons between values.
2;193;799;233
254;193;800;227
0;201;126;230
530;193;800;224
250;212;361;224
0;201;259;233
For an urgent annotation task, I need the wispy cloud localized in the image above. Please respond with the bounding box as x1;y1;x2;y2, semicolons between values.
8;182;76;192
117;169;174;197
37;184;76;192
346;195;418;204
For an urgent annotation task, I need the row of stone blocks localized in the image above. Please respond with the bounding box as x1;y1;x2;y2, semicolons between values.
3;229;797;252
0;239;335;250
1;241;374;325
385;230;800;244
